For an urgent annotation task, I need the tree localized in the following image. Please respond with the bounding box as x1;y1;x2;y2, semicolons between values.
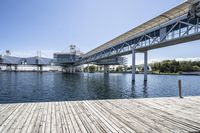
116;66;123;72
150;60;200;73
89;65;96;73
193;66;200;71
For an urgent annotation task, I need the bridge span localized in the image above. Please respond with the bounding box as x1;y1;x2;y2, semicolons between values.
75;0;200;81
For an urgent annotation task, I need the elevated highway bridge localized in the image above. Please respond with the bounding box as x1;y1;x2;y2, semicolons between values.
76;0;200;81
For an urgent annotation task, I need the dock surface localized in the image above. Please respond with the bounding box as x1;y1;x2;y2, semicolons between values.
0;97;200;133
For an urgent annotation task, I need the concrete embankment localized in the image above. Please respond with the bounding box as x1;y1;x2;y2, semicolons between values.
0;65;63;72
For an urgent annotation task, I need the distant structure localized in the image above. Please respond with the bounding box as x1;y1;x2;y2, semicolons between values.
0;51;62;72
53;45;83;72
54;45;82;65
53;45;127;73
69;45;76;53
5;50;11;56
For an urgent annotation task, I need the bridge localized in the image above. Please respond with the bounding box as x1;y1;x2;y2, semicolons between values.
74;0;200;81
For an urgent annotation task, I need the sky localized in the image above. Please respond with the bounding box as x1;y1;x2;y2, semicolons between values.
0;0;200;65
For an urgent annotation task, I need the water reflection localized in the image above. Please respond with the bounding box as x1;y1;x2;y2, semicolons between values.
0;72;200;103
143;81;148;98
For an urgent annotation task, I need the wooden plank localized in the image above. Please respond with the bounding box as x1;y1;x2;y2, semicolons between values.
57;102;69;133
138;99;200;130
45;102;51;133
68;102;88;133
0;96;200;133
25;103;41;133
0;104;10;113
95;100;162;133
64;101;81;132
31;102;46;133
125;99;200;132
76;101;111;133
12;103;34;133
61;101;75;133
55;102;64;133
19;103;38;133
0;103;25;133
73;102;103;133
92;101;138;133
39;102;48;133
51;102;57;133
84;101;123;133
0;104;20;126
106;99;190;132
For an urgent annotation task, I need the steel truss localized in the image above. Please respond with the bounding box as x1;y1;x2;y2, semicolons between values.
76;15;200;65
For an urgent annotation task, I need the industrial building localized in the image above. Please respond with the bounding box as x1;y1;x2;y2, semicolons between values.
0;45;128;73
53;45;84;73
0;51;62;72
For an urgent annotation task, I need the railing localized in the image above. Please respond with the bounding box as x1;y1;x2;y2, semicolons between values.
76;15;200;65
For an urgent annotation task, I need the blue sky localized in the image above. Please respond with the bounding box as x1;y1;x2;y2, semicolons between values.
0;0;200;65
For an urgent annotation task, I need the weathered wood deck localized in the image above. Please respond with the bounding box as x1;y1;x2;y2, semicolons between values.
0;96;200;133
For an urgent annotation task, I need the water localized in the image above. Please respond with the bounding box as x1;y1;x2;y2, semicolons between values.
0;72;200;103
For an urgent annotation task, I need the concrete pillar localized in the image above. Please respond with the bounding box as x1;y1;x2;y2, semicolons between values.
37;66;40;72
73;67;76;73
69;67;73;73
124;65;127;72
104;65;109;73
87;64;89;73
104;65;106;73
132;48;136;81
40;66;43;72
144;51;148;81
14;65;17;71
6;65;11;71
37;65;42;72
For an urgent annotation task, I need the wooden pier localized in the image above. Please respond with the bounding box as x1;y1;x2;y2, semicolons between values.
0;96;200;133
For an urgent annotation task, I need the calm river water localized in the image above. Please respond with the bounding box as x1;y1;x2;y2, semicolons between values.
0;72;200;103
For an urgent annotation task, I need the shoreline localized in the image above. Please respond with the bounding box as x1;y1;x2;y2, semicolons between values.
1;71;200;76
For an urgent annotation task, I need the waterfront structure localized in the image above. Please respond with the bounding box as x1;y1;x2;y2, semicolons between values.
53;45;128;73
73;0;200;81
53;45;83;73
0;53;62;72
0;96;200;132
1;0;200;79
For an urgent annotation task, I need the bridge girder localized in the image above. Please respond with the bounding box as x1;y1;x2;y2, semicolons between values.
76;15;200;65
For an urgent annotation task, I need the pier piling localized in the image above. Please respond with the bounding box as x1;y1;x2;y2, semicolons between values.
178;80;183;98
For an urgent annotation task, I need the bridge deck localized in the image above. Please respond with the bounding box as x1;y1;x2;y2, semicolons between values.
0;96;200;133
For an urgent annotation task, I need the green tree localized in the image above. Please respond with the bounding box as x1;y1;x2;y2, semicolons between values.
89;65;96;72
150;60;200;73
116;66;123;72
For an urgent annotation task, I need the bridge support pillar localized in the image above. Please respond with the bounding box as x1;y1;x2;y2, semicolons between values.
132;48;136;81
69;66;75;73
104;65;109;73
14;65;17;72
144;51;148;81
37;65;42;72
124;65;127;72
6;65;12;71
87;64;89;73
69;67;72;73
73;67;76;73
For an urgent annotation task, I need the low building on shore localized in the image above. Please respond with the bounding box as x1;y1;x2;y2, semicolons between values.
0;53;62;72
